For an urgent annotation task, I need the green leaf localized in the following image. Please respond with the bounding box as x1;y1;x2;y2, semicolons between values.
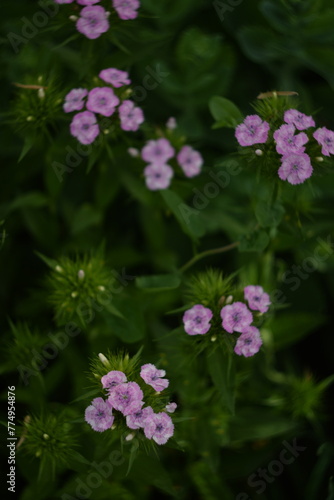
255;200;285;228
103;296;145;343
70;204;102;234
207;348;235;414
237;26;282;63
209;96;243;128
161;189;206;240
70;389;100;404
136;273;181;292
18;135;35;163
239;229;270;252
8;191;48;213
270;312;326;349
259;2;291;33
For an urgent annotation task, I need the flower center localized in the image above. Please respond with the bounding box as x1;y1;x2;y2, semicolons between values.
232;313;240;322
194;316;202;324
156;424;163;432
243;338;252;345
82;124;90;130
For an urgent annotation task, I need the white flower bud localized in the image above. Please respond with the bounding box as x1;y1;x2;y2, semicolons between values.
166;117;177;130
69;15;78;21
78;269;85;280
43;433;49;440
98;353;109;366
125;433;135;441
55;265;63;273
316;157;324;162
111;424;117;430
37;88;45;99
98;286;106;291
71;291;78;298
128;147;139;157
255;149;263;156
26;116;34;121
226;295;233;304
211;335;217;342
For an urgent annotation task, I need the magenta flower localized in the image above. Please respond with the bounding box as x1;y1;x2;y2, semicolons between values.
86;87;120;117
284;109;315;130
144;163;174;191
278;153;313;185
107;382;144;416
85;397;114;432
126;406;154;429
70;111;100;145
112;0;140;20
141;138;175;164
63;88;88;113
76;5;109;39
235;115;270;146
273;124;308;155
143;412;174;445
140;363;169;392
244;285;271;314
165;402;177;413
101;370;127;392
119;100;144;131
177;145;203;178
313;127;334;157
220;302;253;334
182;304;213;336
77;0;100;5
234;326;262;358
99;68;131;88
54;0;74;3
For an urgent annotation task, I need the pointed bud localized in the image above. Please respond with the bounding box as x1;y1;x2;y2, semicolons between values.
211;335;217;342
71;291;78;298
35;450;42;457
38;88;45;99
55;265;63;273
69;15;78;21
125;433;135;441
43;433;49;440
26;116;34;121
111;424;117;430
226;295;233;304
166;117;177;130
128;147;139;157
98;353;109;366
78;269;85;280
316;157;324;162
98;286;106;291
255;149;263;156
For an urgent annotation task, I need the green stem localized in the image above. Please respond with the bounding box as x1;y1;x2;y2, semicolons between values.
179;241;239;273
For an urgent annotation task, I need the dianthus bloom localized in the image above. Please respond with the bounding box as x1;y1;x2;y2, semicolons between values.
85;397;114;432
244;285;271;313
284;109;315;130
143;412;174;445
278;153;313;185
101;371;127;392
273;124;308;155
235;115;270;146
112;0;140;20
107;382;144;416
119;100;144;131
220;302;253;334
63;88;88;113
126;406;154;429
182;304;213;336
86;87;120;117
165;402;177;413
70;111;100;144
76;5;109;39
99;68;131;88
177;145;203;177
234;326;262;358
140;363;169;392
141;138;175;164
144;163;174;191
313;127;334;157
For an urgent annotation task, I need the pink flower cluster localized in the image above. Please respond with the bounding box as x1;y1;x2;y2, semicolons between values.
182;285;271;357
235;109;334;185
85;365;176;445
54;0;140;39
133;137;203;191
63;68;144;144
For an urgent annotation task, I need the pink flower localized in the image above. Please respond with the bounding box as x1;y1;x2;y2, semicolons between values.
85;397;114;432
141;138;175;164
86;87;120;117
144;163;174;191
313;127;334;157
76;5;109;40
244;285;271;313
165;402;177;413
273;124;308;155
126;406;154;429
119;100;144;131
140;363;169;392
101;371;127;392
235;115;270;146
278;153;313;185
99;68;131;88
70;111;99;144
177;145;203;178
234;326;262;357
183;304;213;336
220;302;253;334
112;0;140;20
54;0;74;3
284;109;315;130
143;412;174;445
77;0;100;5
63;88;88;113
107;382;144;416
